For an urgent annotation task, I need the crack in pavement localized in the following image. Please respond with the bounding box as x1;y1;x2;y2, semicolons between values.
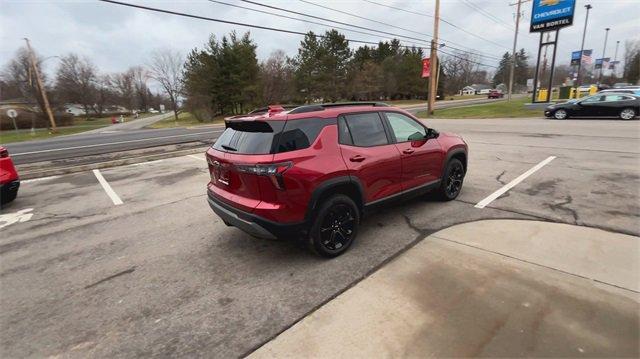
548;195;580;225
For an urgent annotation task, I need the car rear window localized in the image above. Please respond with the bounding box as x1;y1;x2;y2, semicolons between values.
213;120;285;154
275;118;329;153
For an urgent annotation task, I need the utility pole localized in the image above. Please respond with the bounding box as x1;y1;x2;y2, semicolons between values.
427;0;440;116
507;0;524;101
598;27;610;84
576;4;592;87
612;40;620;78
24;38;57;133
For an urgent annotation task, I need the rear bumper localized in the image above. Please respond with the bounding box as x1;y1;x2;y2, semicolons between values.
207;192;304;239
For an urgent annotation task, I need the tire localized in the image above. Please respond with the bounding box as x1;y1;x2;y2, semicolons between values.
0;189;18;207
308;194;360;258
553;109;568;120
619;108;636;120
436;158;465;201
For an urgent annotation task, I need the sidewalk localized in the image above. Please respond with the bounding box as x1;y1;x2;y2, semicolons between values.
250;220;640;358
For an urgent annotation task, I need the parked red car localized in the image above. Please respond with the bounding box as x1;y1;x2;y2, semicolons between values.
487;90;504;99
0;146;20;206
206;103;468;257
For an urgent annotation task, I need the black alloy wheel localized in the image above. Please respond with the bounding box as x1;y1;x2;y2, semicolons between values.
309;194;359;257
319;204;355;251
437;158;465;201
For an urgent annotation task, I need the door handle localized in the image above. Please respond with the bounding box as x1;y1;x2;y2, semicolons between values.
402;149;415;154
349;155;365;162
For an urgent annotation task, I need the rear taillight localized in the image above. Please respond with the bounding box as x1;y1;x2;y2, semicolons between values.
235;162;292;190
0;148;8;158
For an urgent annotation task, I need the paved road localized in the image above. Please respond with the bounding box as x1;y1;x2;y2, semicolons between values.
80;112;174;134
1;118;638;357
401;96;514;114
4;97;512;165
6;126;224;165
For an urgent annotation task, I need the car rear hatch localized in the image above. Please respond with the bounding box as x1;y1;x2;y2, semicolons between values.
206;117;287;213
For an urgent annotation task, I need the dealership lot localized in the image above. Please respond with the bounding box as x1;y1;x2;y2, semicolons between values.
1;118;638;357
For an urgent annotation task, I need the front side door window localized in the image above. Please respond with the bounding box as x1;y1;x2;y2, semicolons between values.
383;112;443;190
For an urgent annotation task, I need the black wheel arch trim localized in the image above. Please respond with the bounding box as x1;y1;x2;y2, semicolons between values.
305;175;365;223
442;147;468;174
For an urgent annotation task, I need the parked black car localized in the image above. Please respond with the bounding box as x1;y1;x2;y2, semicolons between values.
545;93;639;120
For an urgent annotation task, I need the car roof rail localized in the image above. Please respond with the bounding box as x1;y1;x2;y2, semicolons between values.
288;102;389;114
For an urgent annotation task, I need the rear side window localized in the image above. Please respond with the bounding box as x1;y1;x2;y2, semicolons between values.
276;118;328;153
341;113;388;147
213;120;285;154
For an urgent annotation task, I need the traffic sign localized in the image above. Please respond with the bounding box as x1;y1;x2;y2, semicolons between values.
6;109;18;119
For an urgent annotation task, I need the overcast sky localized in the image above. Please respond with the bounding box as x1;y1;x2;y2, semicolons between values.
1;0;639;78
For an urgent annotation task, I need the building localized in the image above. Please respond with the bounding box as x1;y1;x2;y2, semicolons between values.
459;84;493;95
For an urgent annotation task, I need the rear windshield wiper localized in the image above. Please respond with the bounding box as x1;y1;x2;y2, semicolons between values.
221;144;237;151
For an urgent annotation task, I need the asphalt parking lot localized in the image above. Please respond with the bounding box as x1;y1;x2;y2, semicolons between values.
1;117;639;357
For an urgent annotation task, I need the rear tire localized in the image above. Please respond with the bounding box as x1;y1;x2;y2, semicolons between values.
0;189;18;207
619;108;636;120
436;158;465;201
308;194;359;258
553;109;568;120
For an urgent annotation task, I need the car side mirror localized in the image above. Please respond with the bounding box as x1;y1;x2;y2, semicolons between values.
426;128;439;139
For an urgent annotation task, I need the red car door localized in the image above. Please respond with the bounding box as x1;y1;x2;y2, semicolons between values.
382;111;443;190
338;112;403;203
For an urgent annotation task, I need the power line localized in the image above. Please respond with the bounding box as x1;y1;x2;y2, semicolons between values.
97;0;422;49
215;0;500;60
460;0;515;31
97;0;499;69
208;0;403;42
362;0;509;50
238;0;434;46
298;0;429;38
240;0;500;60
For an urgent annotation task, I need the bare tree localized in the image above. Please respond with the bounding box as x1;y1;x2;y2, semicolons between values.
260;50;294;104
130;66;150;112
441;52;481;95
148;49;183;121
112;69;136;112
1;47;50;114
55;53;98;116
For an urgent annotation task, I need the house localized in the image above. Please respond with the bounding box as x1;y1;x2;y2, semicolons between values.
471;84;492;94
459;84;493;95
459;86;475;95
64;104;87;116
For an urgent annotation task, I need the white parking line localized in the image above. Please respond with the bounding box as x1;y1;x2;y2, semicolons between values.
11;130;224;156
22;175;61;184
475;156;556;209
187;154;206;161
93;169;123;205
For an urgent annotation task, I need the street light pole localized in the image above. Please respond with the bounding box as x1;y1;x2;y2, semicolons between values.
598;27;610;84
612;40;620;78
427;0;440;117
575;4;591;87
507;0;522;101
24;38;57;133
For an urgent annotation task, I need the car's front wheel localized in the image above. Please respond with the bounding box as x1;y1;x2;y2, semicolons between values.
553;109;569;120
308;194;359;258
619;108;636;120
436;158;465;201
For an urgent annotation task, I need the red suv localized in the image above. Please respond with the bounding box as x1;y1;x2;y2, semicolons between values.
206;103;468;257
1;146;20;207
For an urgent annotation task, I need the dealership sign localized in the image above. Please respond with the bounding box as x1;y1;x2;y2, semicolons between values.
530;0;576;32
